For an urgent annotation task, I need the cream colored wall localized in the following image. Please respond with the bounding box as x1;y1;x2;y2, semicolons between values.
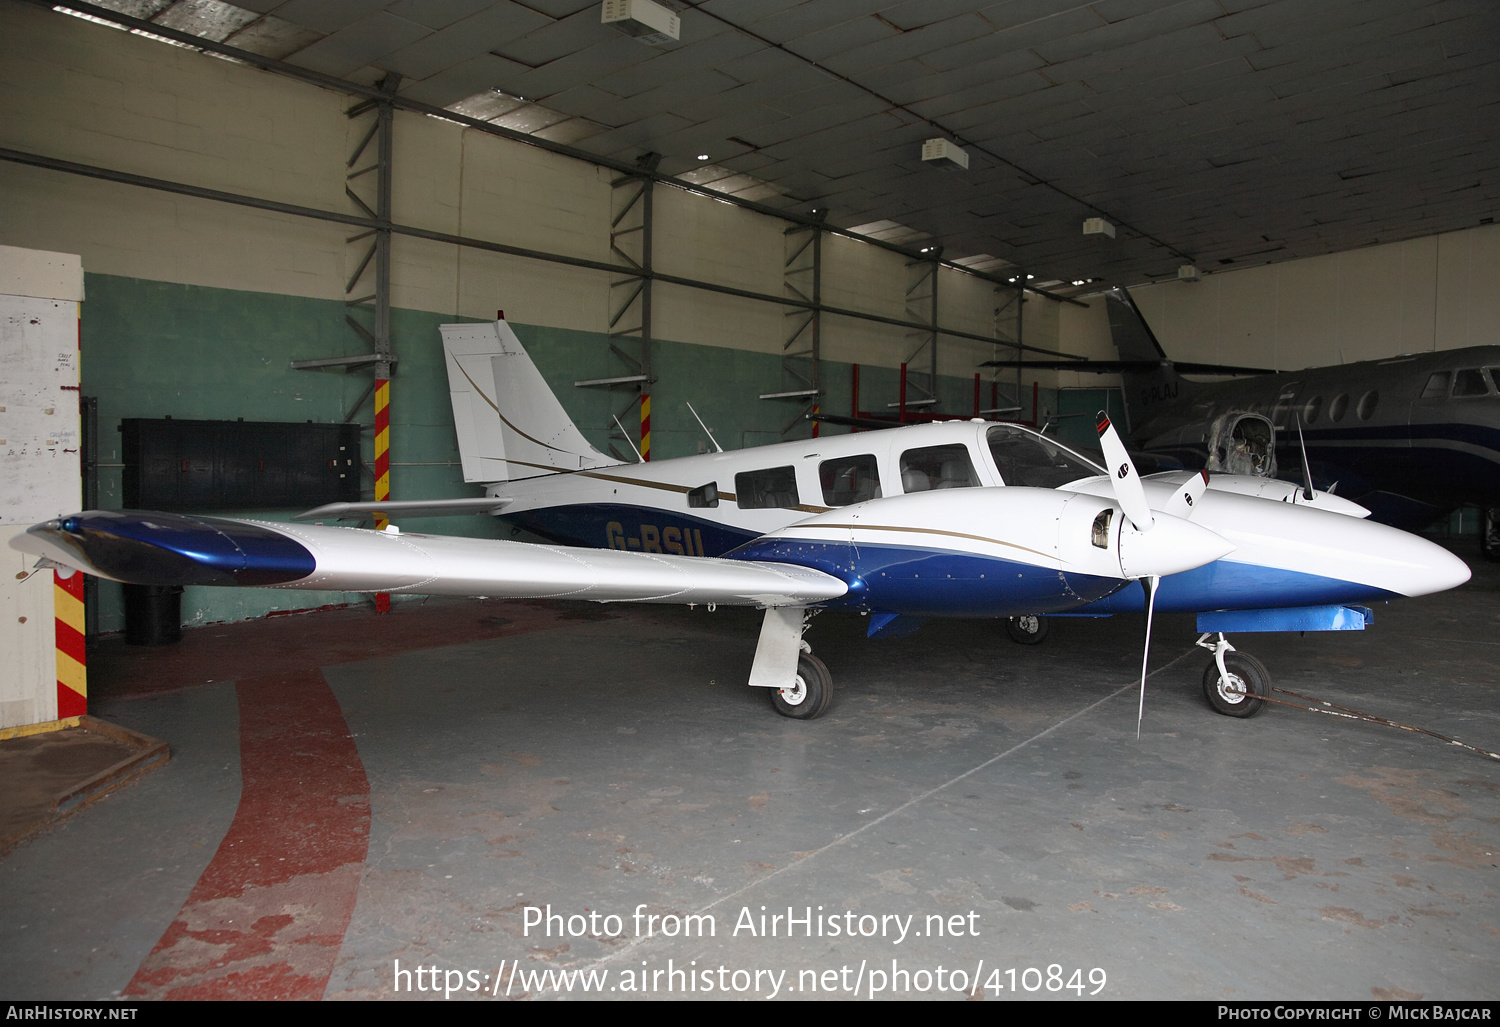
0;2;1049;372
0;528;58;730
1121;223;1500;369
0;2;350;300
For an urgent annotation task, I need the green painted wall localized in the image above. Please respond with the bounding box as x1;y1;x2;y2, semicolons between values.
80;273;1066;631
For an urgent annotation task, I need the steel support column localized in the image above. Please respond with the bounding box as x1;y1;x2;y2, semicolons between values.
596;152;659;461
766;211;824;436
345;75;399;611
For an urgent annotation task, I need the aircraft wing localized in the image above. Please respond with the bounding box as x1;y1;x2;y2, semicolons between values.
10;511;848;608
979;359;1274;376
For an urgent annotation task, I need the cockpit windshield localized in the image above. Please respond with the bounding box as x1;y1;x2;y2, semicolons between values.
986;425;1104;487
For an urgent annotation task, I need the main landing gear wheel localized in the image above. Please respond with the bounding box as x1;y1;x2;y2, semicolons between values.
769;653;834;720
1006;614;1050;645
1202;652;1271;718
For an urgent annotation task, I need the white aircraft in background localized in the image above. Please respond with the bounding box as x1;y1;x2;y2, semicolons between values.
12;319;1470;726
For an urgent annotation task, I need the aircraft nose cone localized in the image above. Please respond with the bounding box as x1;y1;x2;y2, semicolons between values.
1118;512;1236;579
1407;539;1472;597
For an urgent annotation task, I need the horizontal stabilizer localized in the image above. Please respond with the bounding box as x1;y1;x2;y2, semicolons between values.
295;498;512;521
980;359;1273;376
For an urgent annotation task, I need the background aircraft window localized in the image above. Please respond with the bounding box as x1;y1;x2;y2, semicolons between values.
986;425;1102;487
899;445;977;492
734;466;799;509
1487;368;1500;392
1421;371;1452;398
1357;390;1379;420
1303;396;1323;423
687;482;718;508
1271;386;1299;427
1452;369;1489;397
1329;393;1349;421
819;454;881;506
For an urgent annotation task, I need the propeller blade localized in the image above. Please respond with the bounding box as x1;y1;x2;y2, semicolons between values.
1162;469;1209;520
1096;412;1155;532
1295;412;1315;501
1137;574;1160;741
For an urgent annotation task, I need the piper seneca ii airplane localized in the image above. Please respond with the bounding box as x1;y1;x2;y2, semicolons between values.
1007;287;1500;555
11;318;1472;726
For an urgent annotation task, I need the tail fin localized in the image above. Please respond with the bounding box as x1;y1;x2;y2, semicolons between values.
441;319;620;483
1104;287;1192;432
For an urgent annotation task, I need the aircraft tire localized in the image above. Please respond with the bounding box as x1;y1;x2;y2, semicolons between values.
769;654;833;719
1202;652;1270;718
1482;507;1500;563
1005;614;1050;645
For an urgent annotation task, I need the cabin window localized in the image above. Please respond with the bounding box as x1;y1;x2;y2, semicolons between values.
899;445;978;492
1357;390;1379;420
734;466;799;509
687;482;719;508
1329;393;1349;421
1271;386;1299;427
1302;396;1322;423
819;455;881;506
1452;369;1490;397
1421;371;1452;398
987;425;1102;487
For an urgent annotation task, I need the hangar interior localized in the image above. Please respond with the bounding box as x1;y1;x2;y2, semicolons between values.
1;0;1498;1002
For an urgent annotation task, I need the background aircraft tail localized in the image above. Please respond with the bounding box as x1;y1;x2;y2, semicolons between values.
441;319;620;483
1105;287;1194;431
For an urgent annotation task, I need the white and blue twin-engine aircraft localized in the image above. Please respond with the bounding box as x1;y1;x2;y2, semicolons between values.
12;319;1472;724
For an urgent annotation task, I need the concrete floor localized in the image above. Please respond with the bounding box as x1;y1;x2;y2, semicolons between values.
1;550;1496;1001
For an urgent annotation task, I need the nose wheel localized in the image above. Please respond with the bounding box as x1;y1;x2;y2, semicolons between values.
1197;633;1270;718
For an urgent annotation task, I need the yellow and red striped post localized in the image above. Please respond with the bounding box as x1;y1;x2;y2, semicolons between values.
373;377;391;614
54;570;86;718
639;392;651;462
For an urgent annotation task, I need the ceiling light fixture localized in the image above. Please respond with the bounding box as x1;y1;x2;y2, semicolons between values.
1082;218;1115;238
601;0;680;46
697;154;709;161
920;138;969;171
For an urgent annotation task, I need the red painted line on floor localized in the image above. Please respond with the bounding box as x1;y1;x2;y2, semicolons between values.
124;671;370;1000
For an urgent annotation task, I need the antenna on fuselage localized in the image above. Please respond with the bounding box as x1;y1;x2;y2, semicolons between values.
685;401;724;453
612;415;643;462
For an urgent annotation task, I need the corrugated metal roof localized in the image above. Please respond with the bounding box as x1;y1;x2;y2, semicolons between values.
67;0;1500;289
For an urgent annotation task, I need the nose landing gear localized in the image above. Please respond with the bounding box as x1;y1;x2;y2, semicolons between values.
1197;632;1270;717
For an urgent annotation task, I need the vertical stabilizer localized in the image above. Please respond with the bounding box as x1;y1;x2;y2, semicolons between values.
441;320;620;483
1104;287;1192;432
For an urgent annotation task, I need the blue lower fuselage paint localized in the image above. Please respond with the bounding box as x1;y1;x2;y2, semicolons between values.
728;538;1126;618
504;503;758;556
1074;559;1401;615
